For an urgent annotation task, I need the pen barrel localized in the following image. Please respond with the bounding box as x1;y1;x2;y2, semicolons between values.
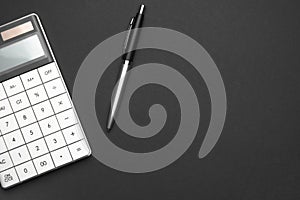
123;13;144;61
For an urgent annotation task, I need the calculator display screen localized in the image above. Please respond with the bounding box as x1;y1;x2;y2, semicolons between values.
0;34;45;74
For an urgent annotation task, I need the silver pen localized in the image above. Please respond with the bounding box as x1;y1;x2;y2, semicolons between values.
107;4;145;131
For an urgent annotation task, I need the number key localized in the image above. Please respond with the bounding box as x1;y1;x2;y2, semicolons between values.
27;138;48;159
21;123;43;143
15;107;36;128
33;100;54;120
3;130;25;150
15;161;37;181
9;145;31;166
0;114;18;135
39;116;60;136
33;154;54;174
45;131;66;151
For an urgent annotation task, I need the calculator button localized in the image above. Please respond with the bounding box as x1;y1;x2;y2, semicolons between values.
15;161;37;181
3;76;24;97
38;63;60;83
0;152;13;172
0;137;7;154
20;69;42;90
9;92;30;112
45;131;66;151
21;123;43;143
33;154;54;174
10;145;31;166
39;116;60;136
0;99;13;118
0;168;19;188
0;84;7;100
3;130;25;150
56;109;77;129
15;107;36;128
26;85;48;105
33;100;54;121
50;93;72;114
27;138;49;159
62;124;83;144
0;114;18;135
44;78;65;98
68;140;90;160
51;147;72;167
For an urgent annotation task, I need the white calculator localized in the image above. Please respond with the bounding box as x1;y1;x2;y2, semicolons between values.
0;14;91;188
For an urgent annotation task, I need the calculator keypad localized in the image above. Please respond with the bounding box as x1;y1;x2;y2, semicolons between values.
0;62;90;188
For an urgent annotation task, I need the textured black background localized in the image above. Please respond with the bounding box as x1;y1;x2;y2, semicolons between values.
0;0;300;199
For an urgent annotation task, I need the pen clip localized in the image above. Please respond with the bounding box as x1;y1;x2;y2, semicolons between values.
123;17;135;53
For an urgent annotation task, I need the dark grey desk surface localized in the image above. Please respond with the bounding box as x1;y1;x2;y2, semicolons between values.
0;0;300;199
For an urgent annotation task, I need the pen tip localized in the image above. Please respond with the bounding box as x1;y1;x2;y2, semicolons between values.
107;116;114;132
139;4;145;14
107;123;112;132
